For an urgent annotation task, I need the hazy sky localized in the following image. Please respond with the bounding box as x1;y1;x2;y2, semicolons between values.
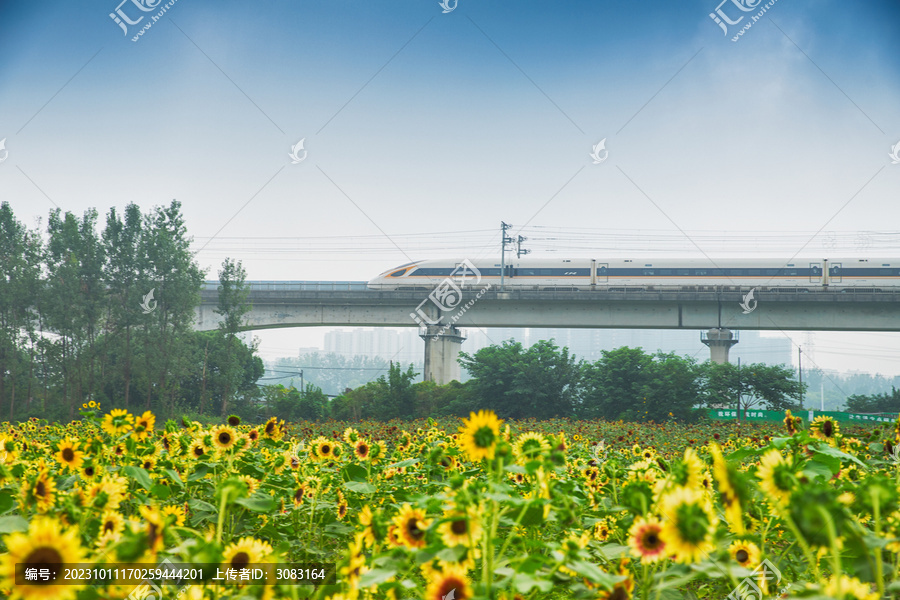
1;0;899;376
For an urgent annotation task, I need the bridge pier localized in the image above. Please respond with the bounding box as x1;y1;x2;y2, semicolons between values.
701;328;739;364
420;326;466;384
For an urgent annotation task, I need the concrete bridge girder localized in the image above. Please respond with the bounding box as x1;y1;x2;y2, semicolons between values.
194;289;900;383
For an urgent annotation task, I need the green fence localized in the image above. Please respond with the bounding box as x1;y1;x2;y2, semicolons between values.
706;408;898;425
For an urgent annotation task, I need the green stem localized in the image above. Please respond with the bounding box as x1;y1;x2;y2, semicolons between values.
872;487;885;599
216;489;230;544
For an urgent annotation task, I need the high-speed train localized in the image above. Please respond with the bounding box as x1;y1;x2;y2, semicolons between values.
368;258;900;291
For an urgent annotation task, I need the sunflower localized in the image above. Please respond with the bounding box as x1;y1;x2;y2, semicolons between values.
824;575;880;600
162;504;186;526
342;427;360;444
336;490;348;520
97;510;125;545
80;462;98;482
212;426;238;451
669;447;705;491
0;516;87;600
397;430;413;452
425;564;472;600
810;416;840;444
262;417;284;440
393;504;430;549
54;438;84;472
239;475;259;496
728;540;760;569
710;443;744;534
354;439;370;460
513;431;550;463
247;429;259;443
756;450;794;505
783;409;802;435
292;484;307;507
631;444;643;457
227;414;241;426
593;518;611;541
133;410;155;441
438;509;482;548
597;558;635;600
310;436;337;461
628;515;667;564
659;487;716;564
189;440;208;460
21;470;56;513
222;537;273;571
458;410;502;462
358;505;379;547
101;408;134;436
139;505;166;553
140;456;156;471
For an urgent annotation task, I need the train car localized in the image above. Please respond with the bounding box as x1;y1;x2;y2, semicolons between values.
367;258;900;291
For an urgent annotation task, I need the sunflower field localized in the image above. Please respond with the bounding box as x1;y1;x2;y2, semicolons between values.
1;405;900;600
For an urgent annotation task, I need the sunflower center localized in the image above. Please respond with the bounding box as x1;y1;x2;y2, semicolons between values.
62;448;75;462
194;447;204;457
406;519;424;540
24;547;63;584
736;549;749;563
84;466;94;477
451;519;468;535
231;551;250;570
35;481;46;497
643;530;662;550
674;503;710;544
143;461;152;469
823;420;834;437
218;432;231;445
357;444;368;455
321;445;331;454
104;520;115;533
473;426;495;449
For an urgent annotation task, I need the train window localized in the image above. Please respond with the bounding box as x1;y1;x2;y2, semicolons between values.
748;269;761;276
659;269;672;275
517;269;536;276
880;269;893;275
538;269;553;276
765;269;779;276
643;269;655;276
728;269;741;276
413;268;454;276
676;269;690;276
694;270;708;276
389;269;409;277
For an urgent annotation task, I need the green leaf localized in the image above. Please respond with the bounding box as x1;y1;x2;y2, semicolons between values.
357;568;396;588
0;515;28;534
150;484;171;500
342;464;368;483
803;459;835;482
0;491;14;514
813;443;867;469
344;481;376;494
122;466;153;491
188;464;210;481
164;468;184;487
386;458;419;469
513;572;554;594
188;498;216;513
235;493;276;512
565;560;617;586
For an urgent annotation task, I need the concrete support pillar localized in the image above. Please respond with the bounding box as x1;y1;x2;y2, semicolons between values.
420;326;466;384
701;328;739;364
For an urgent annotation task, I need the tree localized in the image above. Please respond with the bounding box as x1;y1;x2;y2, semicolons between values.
580;347;701;422
459;339;581;419
698;361;803;416
214;257;251;416
371;362;418;421
846;388;900;414
0;202;41;419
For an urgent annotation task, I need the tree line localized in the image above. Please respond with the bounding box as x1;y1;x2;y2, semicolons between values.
317;341;805;422
0;201;260;422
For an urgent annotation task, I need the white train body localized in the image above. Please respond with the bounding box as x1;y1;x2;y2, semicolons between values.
368;258;900;291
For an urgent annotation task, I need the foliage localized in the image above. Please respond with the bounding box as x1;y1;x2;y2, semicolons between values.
698;361;804;414
846;387;900;414
459;339;581;419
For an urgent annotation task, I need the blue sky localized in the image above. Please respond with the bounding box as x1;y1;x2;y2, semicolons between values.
1;0;899;375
